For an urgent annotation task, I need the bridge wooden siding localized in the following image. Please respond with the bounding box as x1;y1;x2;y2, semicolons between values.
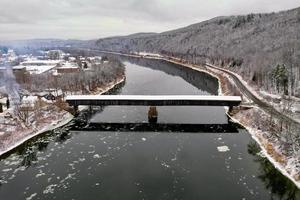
66;95;242;107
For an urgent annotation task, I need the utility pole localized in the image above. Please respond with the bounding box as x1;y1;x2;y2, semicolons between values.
6;98;10;109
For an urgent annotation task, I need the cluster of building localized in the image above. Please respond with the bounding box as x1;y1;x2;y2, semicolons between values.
0;49;104;77
0;49;106;114
13;50;103;76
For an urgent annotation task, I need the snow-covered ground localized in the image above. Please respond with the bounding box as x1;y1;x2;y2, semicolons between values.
58;61;79;69
205;63;300;124
0;110;73;156
135;52;164;58
0;76;126;157
0;106;73;156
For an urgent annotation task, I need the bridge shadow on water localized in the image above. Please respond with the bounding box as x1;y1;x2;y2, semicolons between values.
71;121;241;133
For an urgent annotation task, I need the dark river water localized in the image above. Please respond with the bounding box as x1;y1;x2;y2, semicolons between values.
0;58;299;200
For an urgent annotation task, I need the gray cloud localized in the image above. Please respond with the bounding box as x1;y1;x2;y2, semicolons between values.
0;0;299;40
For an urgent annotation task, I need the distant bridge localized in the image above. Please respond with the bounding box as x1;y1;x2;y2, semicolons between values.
66;95;242;107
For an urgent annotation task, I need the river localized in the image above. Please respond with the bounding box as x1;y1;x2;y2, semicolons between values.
0;57;299;200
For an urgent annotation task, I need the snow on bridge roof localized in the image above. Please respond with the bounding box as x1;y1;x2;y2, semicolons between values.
66;95;242;106
66;95;241;101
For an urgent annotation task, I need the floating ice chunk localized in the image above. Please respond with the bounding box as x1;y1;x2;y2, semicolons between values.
93;154;100;159
35;173;45;178
26;193;37;200
161;162;170;168
217;146;230;152
43;184;57;194
2;168;12;172
0;180;8;184
256;151;266;158
36;170;46;178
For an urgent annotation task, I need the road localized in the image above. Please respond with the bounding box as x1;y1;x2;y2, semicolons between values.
206;63;300;128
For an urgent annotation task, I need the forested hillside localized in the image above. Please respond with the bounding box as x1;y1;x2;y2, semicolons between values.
96;7;300;97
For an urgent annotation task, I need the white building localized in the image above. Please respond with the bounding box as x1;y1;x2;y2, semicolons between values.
13;59;63;75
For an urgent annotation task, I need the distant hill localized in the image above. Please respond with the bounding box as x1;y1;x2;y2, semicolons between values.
0;39;96;54
95;7;300;96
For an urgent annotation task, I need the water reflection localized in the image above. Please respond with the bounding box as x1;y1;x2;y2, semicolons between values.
248;142;300;199
123;57;219;95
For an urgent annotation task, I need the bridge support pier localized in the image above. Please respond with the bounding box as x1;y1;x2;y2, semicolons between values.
228;106;233;114
227;106;234;123
148;106;158;124
73;105;79;114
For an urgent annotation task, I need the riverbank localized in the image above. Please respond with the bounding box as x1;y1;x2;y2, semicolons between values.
0;75;125;157
95;50;300;188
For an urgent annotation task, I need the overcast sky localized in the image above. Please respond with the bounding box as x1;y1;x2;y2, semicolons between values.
0;0;299;40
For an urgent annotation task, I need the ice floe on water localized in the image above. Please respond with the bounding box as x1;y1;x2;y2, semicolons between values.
43;184;57;194
26;193;37;200
35;170;46;178
93;154;100;159
256;150;266;158
161;162;170;168
2;168;12;172
217;146;230;152
68;163;75;170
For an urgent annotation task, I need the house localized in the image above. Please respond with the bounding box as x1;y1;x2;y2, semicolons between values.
57;68;80;74
56;62;80;74
43;89;64;101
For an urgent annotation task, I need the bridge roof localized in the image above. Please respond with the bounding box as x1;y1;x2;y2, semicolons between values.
66;95;242;106
66;95;241;101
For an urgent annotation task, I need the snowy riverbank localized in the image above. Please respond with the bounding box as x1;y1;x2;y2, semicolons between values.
0;76;125;157
0;111;73;156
